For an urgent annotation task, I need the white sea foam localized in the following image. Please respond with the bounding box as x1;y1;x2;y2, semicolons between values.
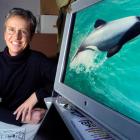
70;47;107;73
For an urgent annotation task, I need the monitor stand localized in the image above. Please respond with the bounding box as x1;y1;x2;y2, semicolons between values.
34;101;74;140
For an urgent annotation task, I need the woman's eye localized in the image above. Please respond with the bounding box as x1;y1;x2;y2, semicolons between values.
6;27;15;34
21;30;28;35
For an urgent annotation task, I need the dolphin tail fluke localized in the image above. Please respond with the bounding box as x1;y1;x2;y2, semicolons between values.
107;45;122;58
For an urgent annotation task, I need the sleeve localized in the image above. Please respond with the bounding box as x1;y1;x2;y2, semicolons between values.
35;56;57;102
0;105;22;126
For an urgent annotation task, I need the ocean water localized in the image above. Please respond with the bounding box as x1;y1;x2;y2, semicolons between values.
64;0;140;123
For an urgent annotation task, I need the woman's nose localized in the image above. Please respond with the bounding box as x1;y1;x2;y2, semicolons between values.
14;30;22;40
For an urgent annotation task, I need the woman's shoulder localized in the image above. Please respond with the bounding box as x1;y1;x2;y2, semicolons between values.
29;49;49;60
29;49;58;64
0;50;4;58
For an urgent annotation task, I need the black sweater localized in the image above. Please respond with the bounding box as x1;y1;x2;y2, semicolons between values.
0;47;56;125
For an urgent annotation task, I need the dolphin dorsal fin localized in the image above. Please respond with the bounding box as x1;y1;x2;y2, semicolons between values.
94;19;107;28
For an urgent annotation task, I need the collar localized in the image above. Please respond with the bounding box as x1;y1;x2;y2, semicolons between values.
3;46;31;64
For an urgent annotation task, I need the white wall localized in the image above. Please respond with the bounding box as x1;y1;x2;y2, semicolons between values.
0;0;40;51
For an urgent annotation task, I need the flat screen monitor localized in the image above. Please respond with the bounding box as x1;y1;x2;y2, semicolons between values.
54;0;140;139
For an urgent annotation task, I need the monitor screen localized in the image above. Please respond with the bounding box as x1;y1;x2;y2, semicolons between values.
54;0;140;139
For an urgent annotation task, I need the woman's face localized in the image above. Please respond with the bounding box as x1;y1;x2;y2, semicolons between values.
4;15;31;56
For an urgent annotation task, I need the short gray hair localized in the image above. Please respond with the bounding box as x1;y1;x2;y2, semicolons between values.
5;8;37;38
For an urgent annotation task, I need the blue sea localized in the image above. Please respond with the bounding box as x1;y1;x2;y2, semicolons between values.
64;0;140;123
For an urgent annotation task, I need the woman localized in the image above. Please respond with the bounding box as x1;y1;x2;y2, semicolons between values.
0;8;56;126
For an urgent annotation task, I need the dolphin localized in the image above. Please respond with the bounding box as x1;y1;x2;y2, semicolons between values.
72;16;140;60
